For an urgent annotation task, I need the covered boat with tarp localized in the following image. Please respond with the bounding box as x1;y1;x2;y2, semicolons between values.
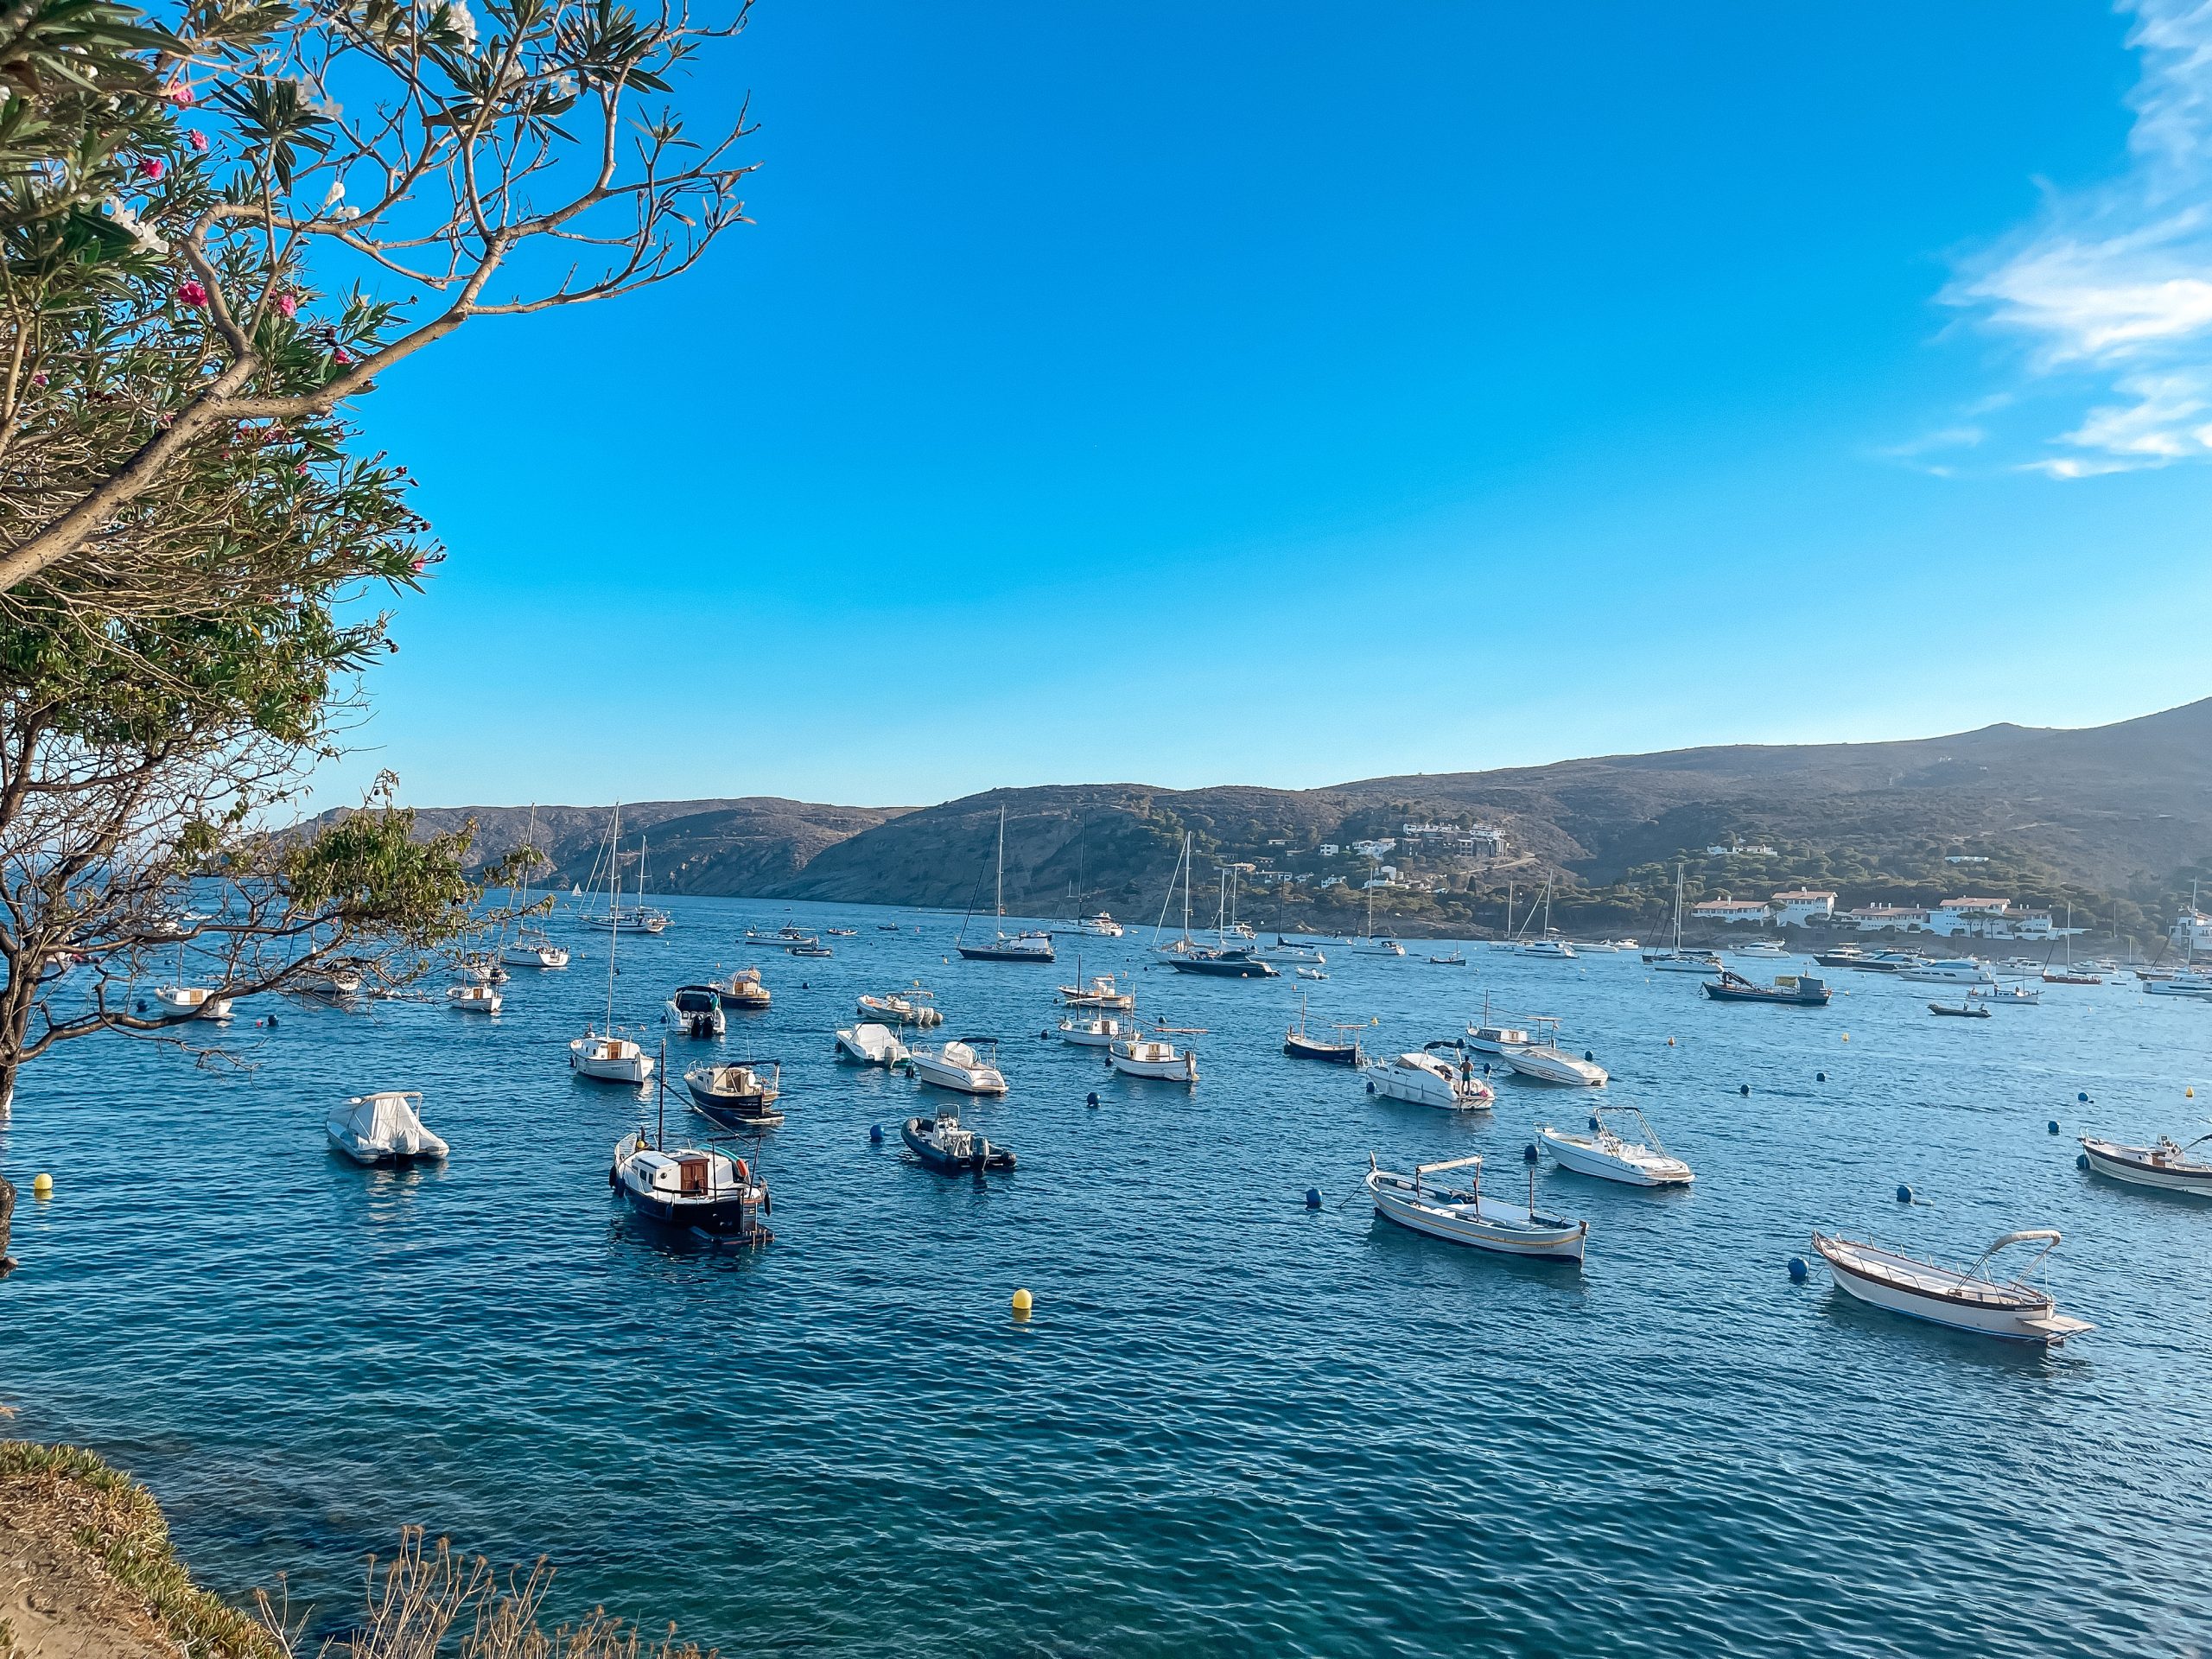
327;1090;449;1166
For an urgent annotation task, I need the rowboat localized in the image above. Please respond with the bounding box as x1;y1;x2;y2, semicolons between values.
1538;1106;1692;1186
1811;1230;2090;1344
2078;1131;2212;1197
1364;1154;1587;1262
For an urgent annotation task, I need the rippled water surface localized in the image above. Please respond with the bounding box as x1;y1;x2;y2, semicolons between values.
6;902;2212;1656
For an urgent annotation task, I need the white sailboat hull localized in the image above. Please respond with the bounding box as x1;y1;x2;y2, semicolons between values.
570;1039;652;1084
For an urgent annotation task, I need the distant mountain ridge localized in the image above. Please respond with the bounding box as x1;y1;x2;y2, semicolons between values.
339;698;2212;917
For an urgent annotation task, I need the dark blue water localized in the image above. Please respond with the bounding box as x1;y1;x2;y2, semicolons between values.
5;901;2211;1656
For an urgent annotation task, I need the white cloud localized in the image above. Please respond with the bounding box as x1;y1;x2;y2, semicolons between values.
1948;1;2212;474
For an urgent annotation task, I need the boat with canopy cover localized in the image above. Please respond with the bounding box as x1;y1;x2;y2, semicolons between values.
1811;1230;2092;1344
327;1090;449;1165
1364;1153;1587;1262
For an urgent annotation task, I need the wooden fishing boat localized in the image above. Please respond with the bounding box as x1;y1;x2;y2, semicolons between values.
1365;1153;1586;1262
1811;1230;2090;1344
1109;1033;1198;1081
1284;1000;1363;1065
1701;969;1831;1005
609;1129;771;1245
2078;1131;2212;1197
715;968;772;1010
683;1060;784;1128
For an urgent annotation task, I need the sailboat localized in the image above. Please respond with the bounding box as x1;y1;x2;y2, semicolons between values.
1067;813;1124;935
2044;905;2101;984
502;805;572;968
152;938;233;1020
1515;879;1578;959
1350;859;1406;956
1167;858;1279;977
584;832;670;934
1151;832;1201;958
1643;864;1722;975
956;807;1056;962
569;804;655;1084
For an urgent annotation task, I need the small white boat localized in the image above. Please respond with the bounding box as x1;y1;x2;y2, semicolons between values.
836;1022;909;1066
858;984;944;1027
2144;971;2212;1000
664;984;727;1038
1109;1033;1198;1082
1811;1230;2092;1344
1366;1046;1494;1110
1967;984;2042;1007
295;963;364;1001
2078;1131;2212;1196
715;969;772;1010
1058;974;1135;1011
1731;940;1789;959
1257;938;1326;964
1365;1154;1586;1262
1295;967;1329;981
1539;1106;1692;1186
502;931;570;969
447;983;502;1014
454;952;509;985
1516;937;1578;960
327;1090;448;1165
1464;1009;1531;1056
1058;1014;1132;1048
1351;938;1408;957
570;1029;653;1084
1643;950;1723;976
610;1130;771;1245
1072;912;1124;938
1502;1019;1607;1086
908;1037;1009;1095
152;938;233;1020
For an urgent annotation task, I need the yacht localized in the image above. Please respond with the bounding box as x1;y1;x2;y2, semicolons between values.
956;807;1057;962
836;1022;908;1066
2144;971;2212;1000
664;984;727;1038
1900;957;1997;986
499;807;570;967
1731;940;1790;959
1365;1046;1494;1110
1517;937;1579;961
1167;946;1279;978
1810;1230;2091;1344
1072;913;1125;938
1257;937;1327;964
908;1038;1009;1095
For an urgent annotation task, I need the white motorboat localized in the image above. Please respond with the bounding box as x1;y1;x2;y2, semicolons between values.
858;984;943;1027
1967;984;2042;1007
2144;971;2212;1000
570;1029;653;1084
448;983;503;1014
1073;912;1124;938
1295;966;1329;981
1569;939;1628;954
1058;1014;1132;1048
1058;973;1135;1011
1731;940;1789;958
294;963;364;1001
1811;1230;2092;1344
683;1059;783;1128
664;984;727;1038
502;935;571;969
610;1129;771;1245
2078;1131;2212;1196
836;1022;909;1066
1109;1033;1198;1082
1502;1019;1607;1086
152;983;235;1020
327;1090;448;1165
1365;1046;1494;1110
1351;938;1408;957
1900;958;1997;986
1364;1154;1587;1262
1465;995;1531;1056
1257;938;1326;963
1539;1106;1692;1186
908;1037;1009;1095
1516;937;1578;960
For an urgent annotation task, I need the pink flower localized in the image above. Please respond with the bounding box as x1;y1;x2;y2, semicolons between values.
189;131;208;154
137;157;164;181
30;372;45;387
178;280;208;308
168;83;194;106
333;348;353;365
410;557;426;573
296;462;308;475
277;294;297;319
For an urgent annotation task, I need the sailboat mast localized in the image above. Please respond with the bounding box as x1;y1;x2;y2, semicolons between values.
996;806;1007;925
606;803;622;1030
1182;833;1192;938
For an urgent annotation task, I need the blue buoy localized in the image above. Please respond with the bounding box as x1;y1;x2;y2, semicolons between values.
1366;1079;1376;1094
1895;1183;1914;1204
1587;1115;1600;1131
136;998;148;1013
1523;1143;1539;1163
1584;1049;1595;1063
1304;1187;1321;1210
1788;1256;1808;1283
2077;1091;2089;1103
266;1014;278;1028
868;1124;883;1145
1482;1062;1492;1076
1085;1091;1099;1108
2076;1152;2089;1171
2047;1120;2060;1135
1039;1030;1050;1040
1739;1084;1751;1096
802;981;810;990
1815;1071;1826;1083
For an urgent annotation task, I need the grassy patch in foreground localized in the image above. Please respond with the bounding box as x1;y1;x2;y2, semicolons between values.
0;1440;279;1659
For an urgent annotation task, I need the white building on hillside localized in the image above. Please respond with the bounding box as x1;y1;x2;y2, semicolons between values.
1351;838;1397;859
2172;909;2212;955
1848;906;1929;932
1692;899;1773;926
1926;898;2056;939
1771;889;1837;925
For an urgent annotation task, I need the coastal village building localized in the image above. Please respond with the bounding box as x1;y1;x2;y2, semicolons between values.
1847;906;1931;931
1771;890;1837;925
1844;899;2058;938
2171;909;2212;954
1351;838;1397;859
1705;842;1778;856
1691;899;1772;925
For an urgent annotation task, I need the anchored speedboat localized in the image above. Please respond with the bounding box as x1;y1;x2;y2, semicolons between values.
665;984;727;1038
901;1111;1015;1173
1365;1045;1494;1110
908;1037;1009;1095
1538;1106;1692;1186
836;1022;908;1066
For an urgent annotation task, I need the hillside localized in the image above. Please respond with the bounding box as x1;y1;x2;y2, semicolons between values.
340;698;2212;938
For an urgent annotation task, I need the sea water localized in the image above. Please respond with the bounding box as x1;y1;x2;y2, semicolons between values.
4;902;2210;1656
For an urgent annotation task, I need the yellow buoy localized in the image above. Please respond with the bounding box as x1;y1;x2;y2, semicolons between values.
1841;1033;1850;1042
31;1172;52;1197
1010;1287;1033;1317
2190;1087;2197;1099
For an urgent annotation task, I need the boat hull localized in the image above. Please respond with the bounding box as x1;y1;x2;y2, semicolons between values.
1283;1035;1360;1065
1812;1233;2087;1343
957;944;1057;963
1538;1128;1691;1186
2079;1138;2212;1196
909;1057;1008;1094
1366;1174;1586;1261
1109;1051;1198;1081
900;1117;1015;1173
570;1042;652;1084
1503;1048;1608;1086
1166;955;1278;977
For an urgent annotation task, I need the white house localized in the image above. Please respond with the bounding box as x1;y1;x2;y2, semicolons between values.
1351;838;1397;859
1706;842;1779;857
1319;843;1340;858
1319;874;1346;889
1771;889;1837;925
1848;906;1929;931
1401;822;1461;839
2173;909;2212;955
1363;866;1403;889
1944;855;1990;865
1692;899;1772;926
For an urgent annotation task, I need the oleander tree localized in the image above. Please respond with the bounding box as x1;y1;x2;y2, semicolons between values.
0;0;754;1259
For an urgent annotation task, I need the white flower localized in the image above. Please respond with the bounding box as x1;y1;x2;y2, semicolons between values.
101;197;169;255
321;179;346;207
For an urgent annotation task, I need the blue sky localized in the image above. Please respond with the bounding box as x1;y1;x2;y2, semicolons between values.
329;3;2212;810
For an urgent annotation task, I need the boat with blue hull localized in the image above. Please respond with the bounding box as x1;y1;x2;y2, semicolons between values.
1702;969;1831;1006
902;1112;1015;1173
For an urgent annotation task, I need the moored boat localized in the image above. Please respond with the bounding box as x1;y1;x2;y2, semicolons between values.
2078;1131;2212;1196
1364;1153;1586;1262
1058;973;1135;1010
448;982;503;1014
327;1090;448;1165
1058;1013;1132;1047
715;968;772;1010
1284;1000;1363;1065
683;1059;784;1128
858;983;943;1027
836;1022;908;1066
909;1037;1009;1095
571;1029;653;1084
901;1111;1015;1173
609;1129;771;1245
1928;1001;1992;1019
665;984;727;1037
1502;1020;1607;1086
1701;969;1831;1006
1109;1033;1199;1082
1810;1230;2091;1344
1166;947;1279;978
956;807;1058;962
1539;1106;1692;1186
1366;1044;1495;1109
2143;971;2212;1000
